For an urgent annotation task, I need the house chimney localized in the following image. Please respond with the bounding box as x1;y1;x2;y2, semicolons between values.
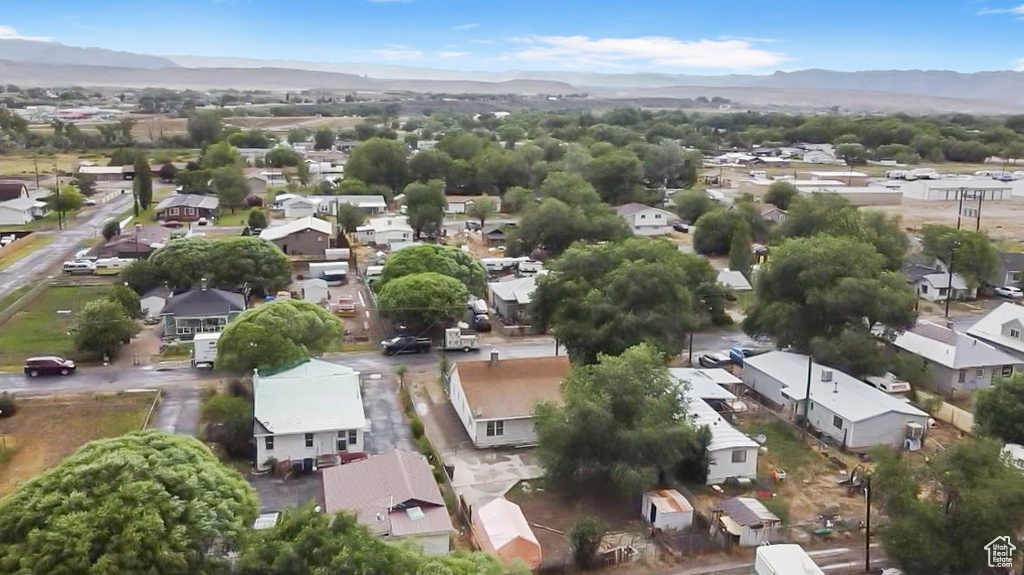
489;349;499;367
201;277;208;291
833;381;838;393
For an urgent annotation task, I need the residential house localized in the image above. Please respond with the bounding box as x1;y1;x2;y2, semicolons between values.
987;252;1024;290
321;450;454;555
355;215;414;248
741;351;930;451
246;173;269;197
488;275;538;323
273;194;318;219
717;269;752;292
78;165;131;182
752;202;787;224
307;195;388;215
616;202;677;236
889;321;1022;396
669;368;759;484
967;302;1024;360
93;235;162;259
913;272;974;302
154;194;219;222
448;353;570;448
445;195;501;215
159;285;245;339
140;287;172;320
471;498;542;570
254;358;365;471
482;224;512;246
710;497;781;547
236;148;271;166
0;195;48;226
259;215;333;257
0;180;29;201
641;489;694;531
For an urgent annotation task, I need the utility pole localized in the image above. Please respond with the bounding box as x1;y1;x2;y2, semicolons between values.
945;241;959;318
956;188;964;230
976;191;983;232
864;476;872;573
802;354;813;441
33;153;39;190
53;162;62;230
688;333;694;367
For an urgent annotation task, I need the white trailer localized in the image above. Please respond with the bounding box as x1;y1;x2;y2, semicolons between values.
441;328;478;352
192;332;221;368
324;248;351;261
755;545;824;575
308;261;349;285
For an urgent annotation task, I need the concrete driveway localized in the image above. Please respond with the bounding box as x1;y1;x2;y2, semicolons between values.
361;373;415;454
152;386;202;437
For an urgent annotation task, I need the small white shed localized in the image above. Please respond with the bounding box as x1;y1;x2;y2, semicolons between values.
300;278;329;304
641;489;694;531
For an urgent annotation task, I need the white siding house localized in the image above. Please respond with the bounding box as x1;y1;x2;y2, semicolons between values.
741;352;929;451
967;302;1024;361
355;215;414;248
448;353;569;448
253;359;366;470
616;203;677;236
274;194;318;219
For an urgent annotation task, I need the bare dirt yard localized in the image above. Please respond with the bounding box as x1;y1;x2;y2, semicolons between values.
0;392;155;496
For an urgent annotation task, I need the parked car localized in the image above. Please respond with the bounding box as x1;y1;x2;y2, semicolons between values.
24;356;76;377
672;222;690;233
729;344;774;366
381;336;432;355
161;220;184;228
472;313;492;332
995;285;1024;299
197;217;209;226
698;351;732;369
465;221;482;231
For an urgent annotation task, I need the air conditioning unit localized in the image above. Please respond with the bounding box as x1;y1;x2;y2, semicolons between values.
820;370;833;383
906;422;924;439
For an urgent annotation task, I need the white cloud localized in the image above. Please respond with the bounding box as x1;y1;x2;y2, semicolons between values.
1014;57;1024;71
454;23;479;30
0;25;51;42
718;35;780;43
440;51;471;58
977;4;1024;14
503;35;788;70
370;48;424;60
470;39;495;44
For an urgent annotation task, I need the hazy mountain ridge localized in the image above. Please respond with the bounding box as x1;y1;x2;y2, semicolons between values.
0;39;177;69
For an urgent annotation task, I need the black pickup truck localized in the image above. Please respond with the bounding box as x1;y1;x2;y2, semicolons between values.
381;335;432;356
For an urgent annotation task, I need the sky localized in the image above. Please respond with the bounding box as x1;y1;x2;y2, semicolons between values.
2;0;1024;75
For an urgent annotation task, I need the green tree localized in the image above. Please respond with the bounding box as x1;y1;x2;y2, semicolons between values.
502;186;533;213
466;196;497;229
287;127;310;144
744;235;917;370
0;430;257;575
295;159;311;186
569;516;607;569
200;141;243;170
673;188;716;223
108;147;146;166
692;209;742;255
45;185;84;222
264;147;304;168
335;202;365;234
211;165;249;213
873;438;1024;575
206;236;291;293
920;224;1000;288
247;208;268;229
507;197;631;258
728;219;753;276
974;373;1024;443
586;148;644;205
133;155;153;210
335;178;369;195
763;180;798;210
158;162;178;183
121;259;160;294
216;300;343;374
408;148;453;182
101;219;121;240
345;137;409;192
72;299;139;359
404;180;446;239
378;244;487;295
539;171;601;206
175;169;212;193
531;238;716;362
534;344;702;493
149;237;215;290
835;142;867;165
377;272;468;331
108;283;142;318
73;172;97;196
187;111;224;147
313;127;336;150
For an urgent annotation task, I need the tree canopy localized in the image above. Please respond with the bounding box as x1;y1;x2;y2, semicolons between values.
0;430;258;575
534;344;702;494
763;180;798;210
377;272;468;331
73;299;140;359
378;244;487;295
216;300;343;373
974;373;1024;444
673;188;716;223
531;238;719;362
919;224;1000;288
403;180;446;239
345;137;409;191
211;165;249;213
149;236;291;294
506;197;630;258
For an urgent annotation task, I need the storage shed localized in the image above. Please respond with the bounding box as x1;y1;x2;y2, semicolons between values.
710;497;780;547
641;489;694;531
471;498;542;570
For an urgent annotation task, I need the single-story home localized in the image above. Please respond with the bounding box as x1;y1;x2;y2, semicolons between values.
482;224;512;246
273;193;318;219
912;272;974;302
616;202;677;236
488;275;539;323
641;489;694;531
93;234;162;259
755;545;825;575
986;252;1024;290
0;180;30;201
321;449;453;555
299;278;329;304
355;215;414;248
0;195;48;226
448;352;570;448
710;497;781;547
717;269;752;292
140;287;172;319
246;173;269;197
253;358;365;471
445;195;501;215
741;351;930;451
471;498;542;570
78;164;132;182
154;194;219;222
967;302;1024;360
889;321;1022;396
669;368;759;484
308;195;388;215
259;215;333;257
159;286;245;339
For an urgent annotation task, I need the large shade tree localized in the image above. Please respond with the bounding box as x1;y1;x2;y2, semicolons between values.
974;373;1024;444
919;223;1000;288
377;244;487;296
345;137;409;192
0;430;258;575
531;238;719;362
403;180;446;239
506;197;631;258
216;300;344;373
377;272;468;331
72;299;140;359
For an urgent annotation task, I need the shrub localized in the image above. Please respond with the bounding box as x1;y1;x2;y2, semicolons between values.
410;417;425;439
0;392;17;418
569;515;606;568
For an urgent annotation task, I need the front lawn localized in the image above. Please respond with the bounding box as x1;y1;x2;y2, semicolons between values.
0;285;111;368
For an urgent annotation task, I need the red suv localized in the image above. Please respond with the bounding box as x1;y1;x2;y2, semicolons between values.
24;357;76;377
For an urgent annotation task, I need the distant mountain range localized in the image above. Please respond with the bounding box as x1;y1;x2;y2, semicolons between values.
2;39;1024;113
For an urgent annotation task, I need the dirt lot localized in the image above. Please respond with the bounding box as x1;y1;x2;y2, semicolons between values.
0;392;155;496
131;115;363;142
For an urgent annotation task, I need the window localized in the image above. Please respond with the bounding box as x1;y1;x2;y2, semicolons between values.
305;433;313;448
265;436;274;450
336;431;347;452
486;420;504;437
832;415;844;430
1011;272;1021;283
1011;329;1021;339
731;450;747;463
348;430;358;445
958;371;966;383
1003;365;1014;377
919;284;928;294
938;287;948;296
976;369;986;378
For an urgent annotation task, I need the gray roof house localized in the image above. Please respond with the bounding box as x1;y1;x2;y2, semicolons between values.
967;302;1024;360
488;274;539;323
912;272;973;302
889;321;1023;397
987;253;1024;289
741;351;929;451
154;194;219;222
159;286;245;339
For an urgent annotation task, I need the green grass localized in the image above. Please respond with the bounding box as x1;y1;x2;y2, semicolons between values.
0;285;111;368
213;210;251;227
741;420;816;479
0;234;56;272
0;285;33;314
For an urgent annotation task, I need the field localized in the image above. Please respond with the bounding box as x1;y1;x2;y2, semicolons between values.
0;285;111;368
0;392;155;496
130;115;363;142
0;234;55;271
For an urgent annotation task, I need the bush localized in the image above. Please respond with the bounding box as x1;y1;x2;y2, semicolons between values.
0;392;17;418
569;515;606;569
410;417;425;439
201;394;253;458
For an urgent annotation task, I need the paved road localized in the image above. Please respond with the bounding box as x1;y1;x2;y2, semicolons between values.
152;386;203;436
655;544;890;575
0;192;135;295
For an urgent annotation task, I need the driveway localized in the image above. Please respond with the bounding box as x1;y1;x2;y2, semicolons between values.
249;472;323;513
152;386;202;437
361;373;415;454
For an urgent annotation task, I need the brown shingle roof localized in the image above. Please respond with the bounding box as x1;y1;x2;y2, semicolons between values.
455;356;570;419
321;450;453;538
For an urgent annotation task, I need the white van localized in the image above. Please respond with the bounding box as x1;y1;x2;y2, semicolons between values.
61;261;95;275
93;258;131;276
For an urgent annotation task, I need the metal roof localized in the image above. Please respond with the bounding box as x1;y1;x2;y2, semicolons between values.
919;273;969;291
488;275;538;305
253;359;365;435
755;545;825;575
967;302;1024;355
891;321;1021;369
714;497;779;526
683;395;759;452
669;368;739;400
154;193;219;212
258;215;333;241
717;269;752;292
